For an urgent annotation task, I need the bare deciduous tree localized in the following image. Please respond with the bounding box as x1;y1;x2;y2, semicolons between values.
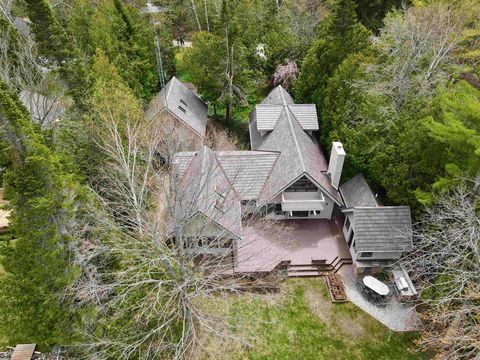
71;108;293;359
273;60;298;91
399;176;480;359
365;2;480;111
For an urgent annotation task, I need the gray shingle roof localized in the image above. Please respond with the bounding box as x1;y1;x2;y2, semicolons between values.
255;104;319;131
352;207;413;252
340;173;378;208
20;90;65;125
147;77;208;137
174;150;279;200
250;86;342;204
175;147;242;238
261;85;294;105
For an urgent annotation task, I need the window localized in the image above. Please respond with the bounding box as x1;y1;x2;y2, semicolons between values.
214;199;225;212
180;99;188;107
285;176;318;192
347;229;354;246
178;106;186;113
345;217;351;231
290;211;309;217
361;252;373;258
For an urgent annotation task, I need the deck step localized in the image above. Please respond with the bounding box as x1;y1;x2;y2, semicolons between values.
333;258;353;273
287;270;320;277
288;265;318;271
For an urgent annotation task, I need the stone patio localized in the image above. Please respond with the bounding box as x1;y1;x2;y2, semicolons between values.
234;218;351;273
339;265;423;332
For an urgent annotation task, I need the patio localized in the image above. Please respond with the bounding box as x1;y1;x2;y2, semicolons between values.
339;265;423;331
234;218;351;274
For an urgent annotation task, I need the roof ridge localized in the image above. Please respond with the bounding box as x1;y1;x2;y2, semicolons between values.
279;89;306;173
165;77;174;108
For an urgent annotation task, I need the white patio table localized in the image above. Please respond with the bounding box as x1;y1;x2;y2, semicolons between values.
363;276;389;296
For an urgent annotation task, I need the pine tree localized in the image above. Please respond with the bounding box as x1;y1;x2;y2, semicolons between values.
294;0;370;119
24;0;70;62
0;81;81;347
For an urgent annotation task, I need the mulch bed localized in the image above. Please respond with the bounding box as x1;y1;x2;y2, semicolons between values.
326;274;349;303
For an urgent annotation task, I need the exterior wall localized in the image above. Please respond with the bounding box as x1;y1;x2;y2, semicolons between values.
181;213;234;255
183;212;232;239
149;108;204;152
342;212;353;240
353;250;402;262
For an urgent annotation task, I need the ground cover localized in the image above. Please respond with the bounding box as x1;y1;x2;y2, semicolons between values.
193;278;424;360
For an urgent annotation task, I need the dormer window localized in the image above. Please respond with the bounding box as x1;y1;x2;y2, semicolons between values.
178;106;186;113
214;199;225;212
180;99;188;107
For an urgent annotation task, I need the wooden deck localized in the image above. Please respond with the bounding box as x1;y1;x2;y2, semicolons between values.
12;344;36;360
234;218;351;276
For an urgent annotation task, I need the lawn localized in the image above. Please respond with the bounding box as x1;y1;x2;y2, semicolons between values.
194;279;424;360
175;48;193;83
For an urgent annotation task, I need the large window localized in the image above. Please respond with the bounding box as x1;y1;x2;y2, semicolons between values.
345;217;351;231
361;252;373;258
285;176;317;192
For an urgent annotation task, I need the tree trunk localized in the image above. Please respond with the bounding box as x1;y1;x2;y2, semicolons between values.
190;0;202;31
225;93;233;124
203;0;210;32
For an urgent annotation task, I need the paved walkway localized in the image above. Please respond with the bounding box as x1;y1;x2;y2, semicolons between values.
173;40;192;48
340;265;422;332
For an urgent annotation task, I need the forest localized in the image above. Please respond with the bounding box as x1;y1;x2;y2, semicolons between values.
0;0;479;359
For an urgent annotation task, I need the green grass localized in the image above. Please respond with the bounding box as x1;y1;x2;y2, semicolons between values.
198;279;424;360
175;48;193;83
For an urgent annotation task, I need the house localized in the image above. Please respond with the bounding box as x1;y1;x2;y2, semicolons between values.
171;85;413;274
146;77;208;151
172;147;242;256
340;174;413;273
249;86;342;219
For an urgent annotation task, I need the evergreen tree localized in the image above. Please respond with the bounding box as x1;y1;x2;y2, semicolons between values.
294;0;370;116
424;81;480;194
24;0;70;62
0;81;81;347
354;0;410;31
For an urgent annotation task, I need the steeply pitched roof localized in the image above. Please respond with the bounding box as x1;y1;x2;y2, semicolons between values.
174;150;279;200
255;104;319;131
261;85;294;105
249;86;342;204
340;173;378;208
147;77;208;137
352;207;413;252
175;147;242;238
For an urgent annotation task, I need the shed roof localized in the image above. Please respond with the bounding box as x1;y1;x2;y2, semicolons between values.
352;207;413;252
340;173;378;208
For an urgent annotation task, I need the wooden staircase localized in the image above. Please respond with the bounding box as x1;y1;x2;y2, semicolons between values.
286;257;352;278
